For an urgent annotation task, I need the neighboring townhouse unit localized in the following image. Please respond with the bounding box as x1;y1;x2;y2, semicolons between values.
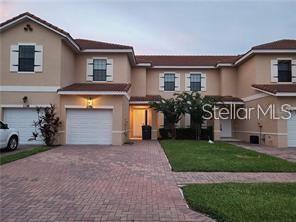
0;12;296;147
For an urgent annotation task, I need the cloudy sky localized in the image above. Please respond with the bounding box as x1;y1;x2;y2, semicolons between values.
1;0;296;55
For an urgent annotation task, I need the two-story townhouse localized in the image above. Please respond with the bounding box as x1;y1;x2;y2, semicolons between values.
0;12;295;147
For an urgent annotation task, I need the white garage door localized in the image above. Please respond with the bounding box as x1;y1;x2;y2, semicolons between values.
4;108;42;144
66;109;112;145
288;111;296;147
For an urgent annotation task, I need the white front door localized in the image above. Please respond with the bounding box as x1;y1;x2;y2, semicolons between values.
4;108;42;144
221;118;232;137
66;109;112;145
133;109;146;138
288;111;296;147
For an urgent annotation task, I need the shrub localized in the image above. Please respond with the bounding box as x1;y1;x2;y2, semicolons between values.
159;126;213;140
29;104;61;146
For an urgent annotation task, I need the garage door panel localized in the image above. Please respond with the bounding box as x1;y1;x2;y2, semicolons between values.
288;112;296;147
66;109;112;145
4;108;43;144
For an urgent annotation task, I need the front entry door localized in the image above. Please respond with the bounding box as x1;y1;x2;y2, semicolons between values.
133;109;146;138
221;119;232;137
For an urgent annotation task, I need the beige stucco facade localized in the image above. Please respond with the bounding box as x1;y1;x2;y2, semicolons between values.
1;14;296;147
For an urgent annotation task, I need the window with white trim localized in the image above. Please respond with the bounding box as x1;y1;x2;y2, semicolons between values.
18;45;35;72
164;73;175;91
190;74;201;91
93;59;107;81
278;60;292;82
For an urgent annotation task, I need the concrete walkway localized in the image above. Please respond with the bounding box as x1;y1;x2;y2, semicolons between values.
174;172;296;185
0;141;213;222
230;142;296;162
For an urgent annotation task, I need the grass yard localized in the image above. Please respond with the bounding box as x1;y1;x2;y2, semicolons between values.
0;147;49;165
161;140;296;172
183;183;296;222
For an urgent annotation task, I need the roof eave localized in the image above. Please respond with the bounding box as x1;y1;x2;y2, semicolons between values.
0;14;81;51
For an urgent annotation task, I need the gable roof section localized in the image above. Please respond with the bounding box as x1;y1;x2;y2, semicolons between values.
252;84;296;96
252;39;296;50
76;39;133;50
136;55;239;67
0;12;80;50
235;39;296;65
0;12;134;52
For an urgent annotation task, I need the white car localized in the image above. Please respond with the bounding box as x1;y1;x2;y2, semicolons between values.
0;121;19;150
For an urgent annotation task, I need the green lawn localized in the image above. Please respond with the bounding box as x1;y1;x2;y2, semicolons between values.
183;183;296;222
160;140;296;172
0;147;49;165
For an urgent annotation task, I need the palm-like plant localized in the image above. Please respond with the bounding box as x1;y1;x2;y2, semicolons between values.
149;97;184;139
176;92;216;140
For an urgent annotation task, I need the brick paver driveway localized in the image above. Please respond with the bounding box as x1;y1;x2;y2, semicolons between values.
0;141;212;222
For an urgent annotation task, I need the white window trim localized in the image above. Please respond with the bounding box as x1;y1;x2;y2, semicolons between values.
277;58;293;83
189;72;203;92
17;43;37;74
90;57;111;82
163;72;176;91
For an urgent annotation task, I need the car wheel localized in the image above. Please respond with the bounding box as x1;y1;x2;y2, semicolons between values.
7;136;18;151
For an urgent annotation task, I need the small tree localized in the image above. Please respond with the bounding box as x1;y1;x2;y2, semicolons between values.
30;104;61;146
149;97;184;139
176;92;216;140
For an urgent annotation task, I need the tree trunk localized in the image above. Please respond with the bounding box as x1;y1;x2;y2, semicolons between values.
197;124;201;141
170;123;176;139
195;123;198;140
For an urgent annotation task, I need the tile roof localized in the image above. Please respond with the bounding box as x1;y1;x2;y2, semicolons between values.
130;95;162;102
75;39;133;50
58;83;131;92
0;12;75;42
252;84;296;94
205;95;244;103
252;39;296;50
1;12;295;67
136;55;240;66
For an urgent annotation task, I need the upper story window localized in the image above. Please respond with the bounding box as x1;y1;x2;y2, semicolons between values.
93;59;107;81
18;45;35;72
164;73;175;91
86;58;113;82
278;60;292;82
10;44;43;73
190;74;201;91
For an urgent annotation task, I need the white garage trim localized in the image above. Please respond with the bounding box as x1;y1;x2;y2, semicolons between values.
3;108;43;144
66;109;113;145
0;86;59;92
1;104;50;108
288;111;296;147
112;130;126;133
65;105;114;109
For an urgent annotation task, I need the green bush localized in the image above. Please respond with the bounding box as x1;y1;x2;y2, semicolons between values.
159;126;213;140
